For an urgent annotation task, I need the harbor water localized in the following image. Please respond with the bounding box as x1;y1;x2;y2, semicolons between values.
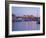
12;21;40;31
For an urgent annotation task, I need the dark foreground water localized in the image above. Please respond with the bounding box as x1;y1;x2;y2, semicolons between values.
12;21;40;31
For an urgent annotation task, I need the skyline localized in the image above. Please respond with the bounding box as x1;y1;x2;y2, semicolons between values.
12;7;40;17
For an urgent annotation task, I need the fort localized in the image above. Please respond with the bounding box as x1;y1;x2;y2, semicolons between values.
16;15;40;21
12;14;40;24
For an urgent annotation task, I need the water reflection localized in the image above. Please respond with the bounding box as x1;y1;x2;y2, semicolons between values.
12;21;40;31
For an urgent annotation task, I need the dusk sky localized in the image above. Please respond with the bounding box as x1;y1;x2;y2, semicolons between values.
12;7;40;17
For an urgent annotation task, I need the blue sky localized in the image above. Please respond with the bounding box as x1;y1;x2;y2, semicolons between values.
12;7;40;17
